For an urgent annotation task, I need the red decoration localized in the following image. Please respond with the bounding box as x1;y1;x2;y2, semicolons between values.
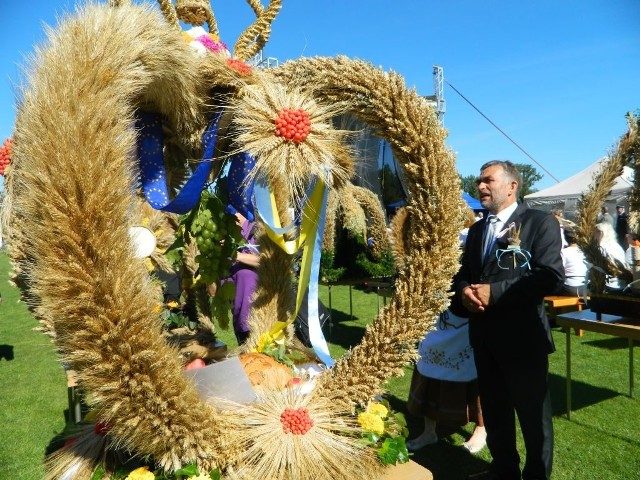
226;58;252;76
94;420;111;436
0;137;13;176
280;407;314;435
274;108;311;144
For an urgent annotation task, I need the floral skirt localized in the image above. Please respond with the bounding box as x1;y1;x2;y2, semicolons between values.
407;369;482;426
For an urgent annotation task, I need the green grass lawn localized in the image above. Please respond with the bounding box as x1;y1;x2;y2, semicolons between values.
1;252;639;479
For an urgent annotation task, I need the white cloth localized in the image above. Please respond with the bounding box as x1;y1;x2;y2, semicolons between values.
415;310;477;382
600;241;628;289
561;246;588;287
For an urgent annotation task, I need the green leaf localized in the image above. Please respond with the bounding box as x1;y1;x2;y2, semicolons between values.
174;463;199;476
209;469;222;480
90;464;106;480
377;437;410;465
165;236;185;267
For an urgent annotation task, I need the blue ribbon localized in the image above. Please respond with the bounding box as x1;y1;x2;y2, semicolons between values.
496;247;532;270
225;151;256;222
136;110;222;214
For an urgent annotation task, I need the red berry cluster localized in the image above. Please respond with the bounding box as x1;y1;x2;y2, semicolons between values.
226;58;252;76
0;138;13;176
274;108;311;144
280;407;314;435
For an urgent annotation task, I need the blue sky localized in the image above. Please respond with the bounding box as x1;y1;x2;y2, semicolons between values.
1;0;639;192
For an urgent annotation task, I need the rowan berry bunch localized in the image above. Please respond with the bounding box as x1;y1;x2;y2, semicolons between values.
0;137;13;175
280;407;314;435
274;108;311;144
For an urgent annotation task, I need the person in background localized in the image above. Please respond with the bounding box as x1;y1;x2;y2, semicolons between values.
624;232;640;267
596;206;614;227
615;204;630;248
406;210;486;455
559;227;588;297
594;222;628;291
455;160;564;480
475;211;484;222
208;212;259;344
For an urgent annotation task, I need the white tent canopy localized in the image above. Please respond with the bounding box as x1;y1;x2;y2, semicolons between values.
524;157;634;221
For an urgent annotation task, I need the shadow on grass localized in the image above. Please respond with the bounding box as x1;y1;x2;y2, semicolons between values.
549;372;620;416
324;308;367;351
0;344;14;360
384;393;490;480
582;337;638;350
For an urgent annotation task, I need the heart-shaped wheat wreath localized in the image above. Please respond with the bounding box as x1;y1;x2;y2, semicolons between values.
3;1;466;479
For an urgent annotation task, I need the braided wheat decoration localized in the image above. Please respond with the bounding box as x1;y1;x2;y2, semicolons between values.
575;115;639;292
6;2;465;479
271;57;465;408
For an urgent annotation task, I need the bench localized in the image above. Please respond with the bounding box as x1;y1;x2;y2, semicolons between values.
544;296;585;336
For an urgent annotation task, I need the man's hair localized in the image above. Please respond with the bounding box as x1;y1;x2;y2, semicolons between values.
550;208;563;217
479;160;522;195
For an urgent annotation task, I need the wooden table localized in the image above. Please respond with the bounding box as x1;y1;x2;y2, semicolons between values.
380;460;432;480
556;309;640;419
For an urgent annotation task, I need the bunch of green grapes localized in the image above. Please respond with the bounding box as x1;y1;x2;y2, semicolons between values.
187;191;243;285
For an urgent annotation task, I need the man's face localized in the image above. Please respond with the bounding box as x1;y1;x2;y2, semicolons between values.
477;164;517;214
617;207;624;215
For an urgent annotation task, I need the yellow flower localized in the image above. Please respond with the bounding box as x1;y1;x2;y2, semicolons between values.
125;466;155;480
256;332;274;353
166;301;180;309
358;412;385;436
366;402;388;419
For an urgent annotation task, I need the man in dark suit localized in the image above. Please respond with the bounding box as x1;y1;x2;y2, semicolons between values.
455;160;564;480
615;204;629;248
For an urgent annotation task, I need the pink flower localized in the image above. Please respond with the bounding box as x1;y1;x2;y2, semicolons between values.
196;34;228;53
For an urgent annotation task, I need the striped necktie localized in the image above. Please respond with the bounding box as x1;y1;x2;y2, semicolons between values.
483;215;499;262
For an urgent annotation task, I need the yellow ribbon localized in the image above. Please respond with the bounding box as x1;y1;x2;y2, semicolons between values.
263;178;326;340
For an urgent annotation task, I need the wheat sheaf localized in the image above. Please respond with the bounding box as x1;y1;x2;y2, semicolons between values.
4;1;465;479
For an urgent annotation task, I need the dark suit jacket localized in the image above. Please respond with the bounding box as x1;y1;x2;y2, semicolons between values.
454;204;564;358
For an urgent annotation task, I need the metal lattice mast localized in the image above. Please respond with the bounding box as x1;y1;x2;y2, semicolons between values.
433;65;446;121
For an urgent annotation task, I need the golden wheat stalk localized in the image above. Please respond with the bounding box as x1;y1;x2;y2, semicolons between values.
273;57;465;409
6;3;238;471
575;118;638;291
222;389;382;480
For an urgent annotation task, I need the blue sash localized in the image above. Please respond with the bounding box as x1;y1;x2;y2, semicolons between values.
136;111;222;214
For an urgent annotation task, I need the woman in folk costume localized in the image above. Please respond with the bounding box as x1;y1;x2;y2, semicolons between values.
406;210;486;453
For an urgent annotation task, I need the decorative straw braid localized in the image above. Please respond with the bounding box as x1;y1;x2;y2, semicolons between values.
272;56;465;409
7;4;465;478
156;0;181;30
175;0;219;36
350;184;390;258
575;119;638;292
389;207;409;270
338;183;368;240
623;115;640;233
322;188;339;252
6;4;240;471
233;0;283;61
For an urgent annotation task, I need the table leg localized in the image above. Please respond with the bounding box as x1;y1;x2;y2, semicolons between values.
630;338;634;398
566;328;572;420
